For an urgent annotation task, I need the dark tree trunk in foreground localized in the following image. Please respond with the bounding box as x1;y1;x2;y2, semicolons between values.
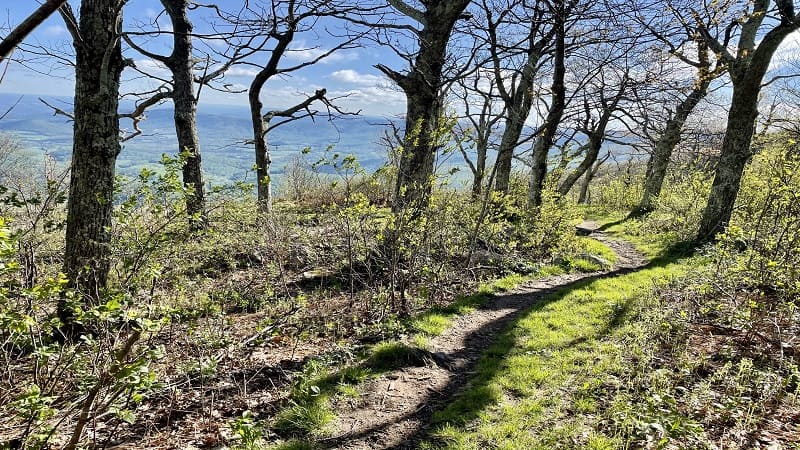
163;0;207;229
696;0;800;240
528;13;566;208
60;0;126;323
697;83;761;238
377;0;471;212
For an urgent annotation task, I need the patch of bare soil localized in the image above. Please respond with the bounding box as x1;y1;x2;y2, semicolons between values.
324;222;647;449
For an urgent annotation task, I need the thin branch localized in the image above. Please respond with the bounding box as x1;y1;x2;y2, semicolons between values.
39;97;74;121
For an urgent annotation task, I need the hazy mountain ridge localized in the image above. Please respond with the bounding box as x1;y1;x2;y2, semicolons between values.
0;93;393;186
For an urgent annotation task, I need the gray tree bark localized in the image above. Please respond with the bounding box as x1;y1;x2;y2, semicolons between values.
528;13;566;208
577;151;609;204
60;0;126;323
557;75;626;197
696;0;800;240
492;29;553;193
377;0;472;212
163;0;207;229
249;29;294;211
558;134;603;196
637;86;707;212
636;41;716;214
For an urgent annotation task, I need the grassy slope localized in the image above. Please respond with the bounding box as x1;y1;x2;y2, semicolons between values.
421;225;699;449
264;238;622;448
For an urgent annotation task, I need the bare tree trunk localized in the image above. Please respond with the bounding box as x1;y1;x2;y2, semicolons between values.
528;16;566;208
578;152;608;204
557;134;602;195
394;88;441;212
695;0;799;241
697;83;759;239
60;0;126;324
472;136;487;198
494;103;530;194
163;0;206;229
577;168;592;204
490;3;562;194
637;80;709;213
250;91;272;210
378;0;471;213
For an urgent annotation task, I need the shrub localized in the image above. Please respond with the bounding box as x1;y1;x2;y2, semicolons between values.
715;140;800;300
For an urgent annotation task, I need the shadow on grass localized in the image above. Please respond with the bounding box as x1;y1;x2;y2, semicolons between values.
317;249;691;450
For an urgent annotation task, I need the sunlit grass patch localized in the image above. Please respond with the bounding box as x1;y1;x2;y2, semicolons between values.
272;398;335;437
409;264;569;338
577;236;618;263
268;440;318;450
364;341;429;371
424;256;696;449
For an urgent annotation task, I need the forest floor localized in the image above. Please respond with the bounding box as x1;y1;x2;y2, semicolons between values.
322;221;647;449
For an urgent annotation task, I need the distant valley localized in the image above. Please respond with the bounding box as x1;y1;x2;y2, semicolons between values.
0;93;394;187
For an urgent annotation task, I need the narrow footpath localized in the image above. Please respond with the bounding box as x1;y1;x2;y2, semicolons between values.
324;222;647;449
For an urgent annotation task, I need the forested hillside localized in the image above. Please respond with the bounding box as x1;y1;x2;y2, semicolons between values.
0;0;799;449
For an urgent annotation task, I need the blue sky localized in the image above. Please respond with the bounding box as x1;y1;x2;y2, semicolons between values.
5;1;800;123
0;0;408;117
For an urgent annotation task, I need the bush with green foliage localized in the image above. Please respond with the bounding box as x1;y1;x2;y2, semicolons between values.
0;217;164;449
719;140;800;300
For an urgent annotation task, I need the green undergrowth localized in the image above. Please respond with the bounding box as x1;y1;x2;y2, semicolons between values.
264;238;617;449
420;251;699;449
576;236;618;265
584;208;691;259
265;237;619;445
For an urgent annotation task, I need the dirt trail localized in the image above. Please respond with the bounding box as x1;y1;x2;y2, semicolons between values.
323;222;647;449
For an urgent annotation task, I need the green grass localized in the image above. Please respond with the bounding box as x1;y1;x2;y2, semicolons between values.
409;266;566;338
364;341;430;371
272;236;621;443
583;208;695;259
272;399;335;437
421;252;699;449
268;439;318;450
577;236;618;264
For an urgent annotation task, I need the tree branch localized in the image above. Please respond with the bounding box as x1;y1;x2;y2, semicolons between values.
0;0;68;61
386;0;427;26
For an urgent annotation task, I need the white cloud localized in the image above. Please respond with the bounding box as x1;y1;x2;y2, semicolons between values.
224;67;261;78
330;69;386;86
133;59;171;77
332;86;405;108
771;30;800;71
283;42;359;64
43;25;66;37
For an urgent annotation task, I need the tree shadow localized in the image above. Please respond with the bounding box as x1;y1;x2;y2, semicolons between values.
321;251;688;449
